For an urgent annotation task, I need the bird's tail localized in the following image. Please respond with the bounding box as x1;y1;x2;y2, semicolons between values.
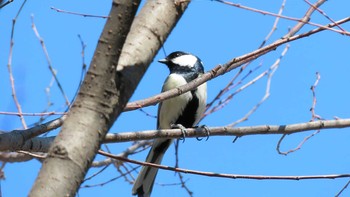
132;139;172;197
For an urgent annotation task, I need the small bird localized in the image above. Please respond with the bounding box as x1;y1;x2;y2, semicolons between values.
132;51;207;197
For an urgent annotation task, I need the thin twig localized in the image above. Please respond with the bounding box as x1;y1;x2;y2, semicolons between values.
77;34;87;83
0;111;66;116
173;140;193;196
0;0;13;9
204;0;286;120
138;108;157;119
284;0;327;38
99;150;350;181
228;44;290;127
83;164;111;183
91;140;151;167
17;151;46;159
80;166;140;189
0;162;6;180
207;66;267;116
31;16;71;106
276;130;320;155
303;0;345;32
67;34;88;110
35;76;56;125
276;72;323;155
259;0;287;48
216;0;349;36
6;0;28;129
310;72;322;121
177;171;193;197
335;179;350;197
203;62;263;119
50;7;109;19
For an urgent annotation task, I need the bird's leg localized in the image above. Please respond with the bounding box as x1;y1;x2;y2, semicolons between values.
195;125;210;141
171;124;187;142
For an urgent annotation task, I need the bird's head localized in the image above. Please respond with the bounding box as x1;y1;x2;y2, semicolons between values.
158;51;204;74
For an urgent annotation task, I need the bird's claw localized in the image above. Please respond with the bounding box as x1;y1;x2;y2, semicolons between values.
196;125;210;141
171;124;187;142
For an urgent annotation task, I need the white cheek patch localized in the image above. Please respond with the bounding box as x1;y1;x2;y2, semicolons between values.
171;54;197;67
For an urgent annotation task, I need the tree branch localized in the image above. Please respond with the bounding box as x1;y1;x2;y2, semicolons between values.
104;118;350;143
4;118;349;154
98;150;350;181
0;116;65;151
125;16;350;112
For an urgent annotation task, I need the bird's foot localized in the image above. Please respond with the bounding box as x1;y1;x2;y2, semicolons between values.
195;125;210;141
171;124;187;142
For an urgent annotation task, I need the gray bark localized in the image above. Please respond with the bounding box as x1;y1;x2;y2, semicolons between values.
29;0;190;196
29;1;140;196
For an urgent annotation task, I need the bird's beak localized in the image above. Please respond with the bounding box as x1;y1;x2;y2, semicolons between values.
158;58;168;64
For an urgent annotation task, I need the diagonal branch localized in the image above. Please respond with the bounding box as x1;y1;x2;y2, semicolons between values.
0;116;65;151
125;16;350;112
31;16;70;106
216;0;349;36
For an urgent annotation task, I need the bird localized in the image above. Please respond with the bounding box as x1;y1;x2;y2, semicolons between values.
132;51;207;197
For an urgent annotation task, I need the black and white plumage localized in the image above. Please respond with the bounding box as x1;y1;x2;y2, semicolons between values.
132;51;207;197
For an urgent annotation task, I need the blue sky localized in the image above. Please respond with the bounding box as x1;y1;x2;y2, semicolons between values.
1;0;350;196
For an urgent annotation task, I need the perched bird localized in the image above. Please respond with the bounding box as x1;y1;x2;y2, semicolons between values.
132;51;207;197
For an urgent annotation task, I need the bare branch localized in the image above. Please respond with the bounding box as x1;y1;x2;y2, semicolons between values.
6;0;29;129
335;179;350;197
259;0;287;48
0;152;34;163
216;0;349;36
125;17;350;112
31;16;70;106
177;171;193;197
303;0;345;31
310;72;322;121
91;140;151;167
203;0;286;121
0;111;65;116
228;44;290;127
82;164;110;183
80;166;139;189
276;71;323;155
99;150;350;181
50;6;109;19
17;151;46;159
285;0;327;37
104;118;350;143
0;0;13;9
2;118;350;154
0;116;65;151
276;130;320;155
